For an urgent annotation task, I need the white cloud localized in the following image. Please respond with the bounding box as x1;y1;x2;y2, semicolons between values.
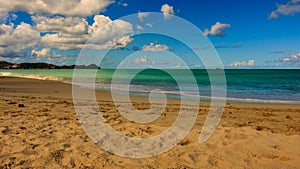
134;56;147;64
142;43;170;52
40;33;87;50
88;15;133;49
31;48;51;60
32;16;89;35
31;48;65;62
136;12;152;30
0;0;114;17
0;14;133;52
39;15;133;50
268;1;300;19
0;2;135;59
204;22;231;37
161;4;175;19
0;23;40;57
0;12;8;24
115;36;133;48
274;52;300;64
138;12;149;22
117;0;128;7
227;60;255;67
136;24;143;30
145;23;153;27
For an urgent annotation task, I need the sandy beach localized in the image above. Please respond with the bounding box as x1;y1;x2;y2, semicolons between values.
0;77;299;168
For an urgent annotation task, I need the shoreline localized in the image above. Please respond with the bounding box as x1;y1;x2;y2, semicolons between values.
0;77;300;168
1;74;299;104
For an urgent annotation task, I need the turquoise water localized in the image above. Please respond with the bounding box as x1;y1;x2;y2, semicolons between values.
1;69;300;103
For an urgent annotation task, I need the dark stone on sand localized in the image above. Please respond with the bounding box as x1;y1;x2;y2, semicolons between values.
255;126;264;131
18;104;25;107
19;126;26;130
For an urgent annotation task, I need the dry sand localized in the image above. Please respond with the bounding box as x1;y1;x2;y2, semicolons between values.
0;77;299;168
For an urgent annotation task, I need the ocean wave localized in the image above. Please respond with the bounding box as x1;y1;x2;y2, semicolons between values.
105;88;299;104
0;72;62;81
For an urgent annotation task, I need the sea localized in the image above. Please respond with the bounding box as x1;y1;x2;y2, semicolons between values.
1;69;300;104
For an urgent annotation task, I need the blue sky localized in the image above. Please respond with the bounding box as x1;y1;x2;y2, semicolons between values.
0;0;300;68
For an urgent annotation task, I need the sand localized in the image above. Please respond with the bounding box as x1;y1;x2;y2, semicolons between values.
0;77;299;168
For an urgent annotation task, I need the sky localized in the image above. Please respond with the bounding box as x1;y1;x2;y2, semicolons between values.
0;0;300;68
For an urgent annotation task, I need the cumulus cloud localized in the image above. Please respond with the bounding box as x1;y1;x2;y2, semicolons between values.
161;4;175;19
115;36;133;48
134;56;147;64
0;0;114;17
142;43;170;52
88;15;133;49
31;48;51;60
38;15;133;50
227;60;255;67
0;23;40;58
268;0;300;19
0;14;133;57
32;16;89;35
40;33;87;50
274;52;300;65
138;12;149;22
32;15;90;50
0;0;137;61
204;22;231;37
31;48;67;62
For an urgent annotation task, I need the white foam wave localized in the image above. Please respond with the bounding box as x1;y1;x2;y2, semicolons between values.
0;72;62;81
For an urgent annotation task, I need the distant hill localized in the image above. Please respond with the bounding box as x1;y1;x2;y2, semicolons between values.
0;61;101;69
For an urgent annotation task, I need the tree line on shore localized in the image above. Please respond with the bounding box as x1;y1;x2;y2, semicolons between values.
0;61;101;69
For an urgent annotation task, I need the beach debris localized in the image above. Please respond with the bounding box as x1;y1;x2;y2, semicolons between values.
18;104;25;107
178;139;189;146
7;101;17;104
255;126;267;131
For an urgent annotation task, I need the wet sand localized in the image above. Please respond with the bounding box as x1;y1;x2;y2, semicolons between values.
0;77;299;168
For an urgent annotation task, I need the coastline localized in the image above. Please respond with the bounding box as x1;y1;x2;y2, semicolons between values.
1;77;300;168
1;69;300;104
